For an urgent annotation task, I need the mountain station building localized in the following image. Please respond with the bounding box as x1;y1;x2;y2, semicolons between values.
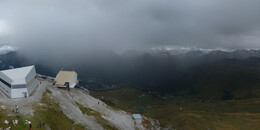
54;71;78;89
0;65;39;98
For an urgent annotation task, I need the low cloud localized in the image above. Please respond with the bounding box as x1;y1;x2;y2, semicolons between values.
0;45;17;54
0;0;260;63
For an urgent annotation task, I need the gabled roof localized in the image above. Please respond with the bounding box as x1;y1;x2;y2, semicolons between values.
1;65;34;85
132;114;142;119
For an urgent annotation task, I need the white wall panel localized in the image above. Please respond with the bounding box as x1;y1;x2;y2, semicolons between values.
11;88;28;98
27;79;38;96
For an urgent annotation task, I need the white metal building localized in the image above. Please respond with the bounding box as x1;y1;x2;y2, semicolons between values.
54;71;78;88
132;114;142;124
0;65;38;98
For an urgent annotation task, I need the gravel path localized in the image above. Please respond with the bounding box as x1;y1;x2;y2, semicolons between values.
0;80;48;116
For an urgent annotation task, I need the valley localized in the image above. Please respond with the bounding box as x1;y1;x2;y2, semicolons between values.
91;87;260;129
2;1;260;129
1;50;260;129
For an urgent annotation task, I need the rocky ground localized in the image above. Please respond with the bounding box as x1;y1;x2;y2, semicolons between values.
0;78;157;130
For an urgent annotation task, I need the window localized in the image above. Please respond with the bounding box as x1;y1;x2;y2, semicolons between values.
12;84;26;89
0;78;11;88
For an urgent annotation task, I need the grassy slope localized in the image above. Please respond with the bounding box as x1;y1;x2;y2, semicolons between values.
90;87;260;129
0;89;85;130
34;89;85;130
0;109;28;129
0;102;29;129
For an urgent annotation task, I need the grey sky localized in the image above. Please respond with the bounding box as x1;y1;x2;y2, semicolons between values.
1;0;260;58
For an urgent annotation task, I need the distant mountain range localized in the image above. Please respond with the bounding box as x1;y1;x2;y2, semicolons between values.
150;49;260;69
1;49;260;100
156;49;260;60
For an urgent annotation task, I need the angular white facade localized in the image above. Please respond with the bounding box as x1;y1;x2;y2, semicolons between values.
0;65;38;98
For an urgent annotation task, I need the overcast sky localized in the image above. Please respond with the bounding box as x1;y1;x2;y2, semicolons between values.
1;0;260;58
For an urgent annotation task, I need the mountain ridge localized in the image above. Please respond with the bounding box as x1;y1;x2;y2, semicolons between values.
1;49;260;100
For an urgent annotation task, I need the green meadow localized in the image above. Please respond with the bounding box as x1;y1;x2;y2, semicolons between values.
91;87;260;129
